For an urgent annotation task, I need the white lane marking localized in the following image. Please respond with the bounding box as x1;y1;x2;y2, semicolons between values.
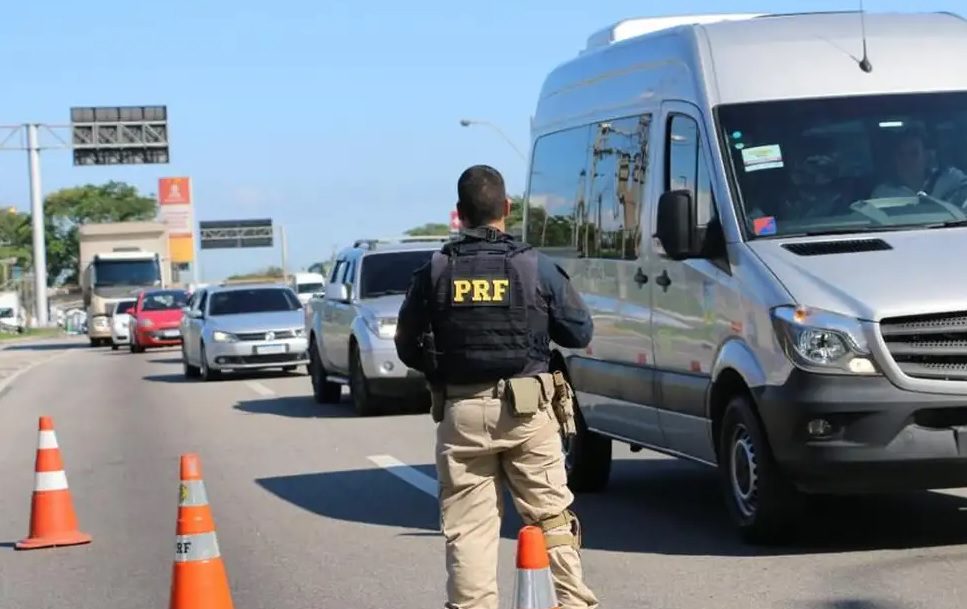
368;454;438;498
245;381;275;397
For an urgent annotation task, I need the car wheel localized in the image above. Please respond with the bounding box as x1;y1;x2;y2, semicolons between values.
199;344;221;382
718;394;801;545
349;345;379;416
564;392;612;492
309;340;342;404
182;345;201;379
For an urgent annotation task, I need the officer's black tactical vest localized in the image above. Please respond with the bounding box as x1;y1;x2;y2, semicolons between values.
428;230;549;385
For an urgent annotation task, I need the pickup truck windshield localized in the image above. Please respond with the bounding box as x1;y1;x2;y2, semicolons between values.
718;91;967;239
359;251;434;299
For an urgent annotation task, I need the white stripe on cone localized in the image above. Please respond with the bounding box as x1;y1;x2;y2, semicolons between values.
37;430;58;449
515;566;559;609
35;470;69;492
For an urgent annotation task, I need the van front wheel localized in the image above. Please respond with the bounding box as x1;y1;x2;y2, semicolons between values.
718;395;800;544
564;403;612;492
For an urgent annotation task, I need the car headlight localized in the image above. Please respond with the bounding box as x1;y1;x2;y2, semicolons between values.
292;327;306;338
771;306;878;375
138;318;155;328
364;315;398;339
212;330;237;343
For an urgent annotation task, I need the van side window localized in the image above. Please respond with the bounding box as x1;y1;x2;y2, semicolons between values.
666;114;716;228
587;115;651;259
526;114;651;260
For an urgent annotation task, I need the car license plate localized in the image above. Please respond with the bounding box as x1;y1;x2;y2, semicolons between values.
256;344;286;355
163;329;181;338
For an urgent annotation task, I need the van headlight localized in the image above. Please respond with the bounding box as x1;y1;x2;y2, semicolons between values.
212;330;237;343
771;306;879;375
364;315;398;339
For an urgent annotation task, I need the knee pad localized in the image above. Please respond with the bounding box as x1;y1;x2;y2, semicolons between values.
538;509;581;550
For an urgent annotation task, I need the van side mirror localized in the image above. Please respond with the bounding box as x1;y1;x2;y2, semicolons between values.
656;190;701;260
326;283;350;303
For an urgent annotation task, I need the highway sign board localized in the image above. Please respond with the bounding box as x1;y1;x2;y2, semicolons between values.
199;219;273;250
71;106;169;166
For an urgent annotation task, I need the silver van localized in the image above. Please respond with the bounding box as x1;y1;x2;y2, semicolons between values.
523;11;967;542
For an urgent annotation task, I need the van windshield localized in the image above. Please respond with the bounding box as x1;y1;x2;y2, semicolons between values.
718;91;967;239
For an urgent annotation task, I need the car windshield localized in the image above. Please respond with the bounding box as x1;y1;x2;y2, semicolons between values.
208;288;300;316
297;282;324;294
141;291;188;311
114;300;137;315
0;308;13;319
718;91;967;239
359;251;435;298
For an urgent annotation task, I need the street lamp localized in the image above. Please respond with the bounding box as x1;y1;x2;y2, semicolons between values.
459;119;527;162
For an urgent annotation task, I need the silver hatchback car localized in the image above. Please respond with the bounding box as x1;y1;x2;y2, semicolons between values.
180;284;309;381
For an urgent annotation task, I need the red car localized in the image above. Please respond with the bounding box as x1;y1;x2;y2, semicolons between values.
129;289;190;353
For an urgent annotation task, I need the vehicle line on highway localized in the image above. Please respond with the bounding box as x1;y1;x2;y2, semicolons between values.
367;454;438;498
244;380;275;397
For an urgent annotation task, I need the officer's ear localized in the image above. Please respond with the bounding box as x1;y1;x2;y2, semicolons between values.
503;197;512;219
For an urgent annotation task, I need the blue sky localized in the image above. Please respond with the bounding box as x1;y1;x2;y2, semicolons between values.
0;0;963;281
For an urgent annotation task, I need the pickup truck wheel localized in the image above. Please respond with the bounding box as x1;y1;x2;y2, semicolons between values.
309;340;341;404
719;394;801;545
350;345;379;417
565;398;612;492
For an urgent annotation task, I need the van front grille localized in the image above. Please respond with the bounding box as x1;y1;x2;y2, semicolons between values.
880;311;967;381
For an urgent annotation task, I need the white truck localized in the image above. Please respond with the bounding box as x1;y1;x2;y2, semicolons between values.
79;221;171;346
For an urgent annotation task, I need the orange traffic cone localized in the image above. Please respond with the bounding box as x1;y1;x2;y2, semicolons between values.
514;525;559;609
17;416;92;550
169;453;234;609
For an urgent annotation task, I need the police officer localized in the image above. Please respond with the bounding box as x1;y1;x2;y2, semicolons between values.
395;165;599;609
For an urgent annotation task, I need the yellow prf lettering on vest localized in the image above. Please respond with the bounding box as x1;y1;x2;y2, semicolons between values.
452;277;512;305
453;280;473;303
491;279;509;301
472;279;490;302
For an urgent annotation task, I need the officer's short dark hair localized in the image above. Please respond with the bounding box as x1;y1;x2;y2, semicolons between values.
457;165;507;228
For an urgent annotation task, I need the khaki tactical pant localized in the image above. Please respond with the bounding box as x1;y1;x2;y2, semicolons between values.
436;382;599;609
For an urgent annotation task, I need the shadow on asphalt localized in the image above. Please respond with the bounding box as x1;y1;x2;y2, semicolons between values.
256;456;967;557
4;341;85;351
794;601;913;609
143;369;306;384
235;394;429;418
148;357;183;364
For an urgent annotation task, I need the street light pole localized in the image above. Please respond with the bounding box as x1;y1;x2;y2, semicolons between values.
459;119;527;162
26;124;48;327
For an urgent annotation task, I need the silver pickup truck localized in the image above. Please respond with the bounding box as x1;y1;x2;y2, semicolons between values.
305;237;448;415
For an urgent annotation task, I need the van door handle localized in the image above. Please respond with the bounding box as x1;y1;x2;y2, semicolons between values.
655;270;672;292
633;268;648;286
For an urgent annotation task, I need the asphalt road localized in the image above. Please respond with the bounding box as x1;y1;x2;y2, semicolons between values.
3;337;967;608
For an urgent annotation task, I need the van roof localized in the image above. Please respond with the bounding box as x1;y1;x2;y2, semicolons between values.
534;11;967;134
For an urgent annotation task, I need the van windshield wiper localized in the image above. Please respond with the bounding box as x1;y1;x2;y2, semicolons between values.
925;219;967;229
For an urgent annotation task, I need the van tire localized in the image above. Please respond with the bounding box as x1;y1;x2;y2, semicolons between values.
718;394;800;545
565;402;612;492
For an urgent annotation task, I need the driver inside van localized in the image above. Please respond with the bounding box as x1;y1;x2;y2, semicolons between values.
870;127;967;206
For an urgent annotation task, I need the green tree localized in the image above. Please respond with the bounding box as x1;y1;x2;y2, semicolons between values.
404;222;450;236
42;181;157;285
227;266;284;281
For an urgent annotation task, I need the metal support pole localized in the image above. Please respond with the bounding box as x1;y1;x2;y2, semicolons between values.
279;224;288;284
27;124;48;327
